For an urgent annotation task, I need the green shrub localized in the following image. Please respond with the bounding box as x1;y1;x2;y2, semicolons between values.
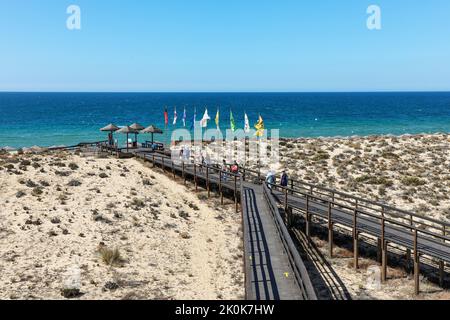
401;176;426;187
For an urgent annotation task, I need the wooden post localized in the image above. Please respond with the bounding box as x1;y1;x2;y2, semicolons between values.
162;157;165;172
219;170;223;205
353;209;359;269
381;216;387;283
291;180;294;195
406;249;412;273
206;167;210;198
172;161;175;179
284;188;288;212
306;195;310;238
328;202;333;258
182;162;186;185
152;155;155;168
440;226;446;287
286;207;293;228
414;229;420;295
377;238;382;264
234;175;238;213
194;164;198;192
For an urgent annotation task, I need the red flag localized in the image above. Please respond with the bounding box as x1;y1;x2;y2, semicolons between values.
164;108;169;126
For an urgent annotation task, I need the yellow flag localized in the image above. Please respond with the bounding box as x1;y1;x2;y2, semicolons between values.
254;115;264;137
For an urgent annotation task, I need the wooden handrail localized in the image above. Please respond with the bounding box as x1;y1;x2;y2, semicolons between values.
267;182;450;245
241;167;450;232
262;183;318;300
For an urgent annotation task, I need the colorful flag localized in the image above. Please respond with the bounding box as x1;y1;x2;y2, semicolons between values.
190;108;197;131
244;112;250;133
254;115;265;137
200;108;210;128
164;108;169;126
182;107;187;127
230;110;236;132
215;109;220;131
173;108;178;125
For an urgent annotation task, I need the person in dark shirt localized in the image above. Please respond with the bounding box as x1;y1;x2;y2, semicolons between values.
280;170;289;187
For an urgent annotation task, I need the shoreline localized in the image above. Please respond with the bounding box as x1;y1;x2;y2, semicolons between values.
1;132;449;151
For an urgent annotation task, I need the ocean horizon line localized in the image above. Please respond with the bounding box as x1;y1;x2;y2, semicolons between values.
2;90;450;94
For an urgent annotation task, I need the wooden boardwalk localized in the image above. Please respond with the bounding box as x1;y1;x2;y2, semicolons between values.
242;183;305;300
131;150;317;300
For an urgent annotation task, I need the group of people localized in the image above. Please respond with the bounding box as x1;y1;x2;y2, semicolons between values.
220;160;240;181
266;170;289;190
177;145;289;188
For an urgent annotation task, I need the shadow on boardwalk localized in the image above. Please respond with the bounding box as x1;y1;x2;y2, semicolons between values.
291;227;352;300
242;186;281;300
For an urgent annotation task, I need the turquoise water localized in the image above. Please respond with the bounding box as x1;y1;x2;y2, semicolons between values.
0;92;449;148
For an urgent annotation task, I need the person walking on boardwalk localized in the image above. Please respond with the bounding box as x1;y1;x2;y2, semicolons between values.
221;159;229;181
199;154;205;173
230;161;239;175
266;170;276;190
205;152;211;167
185;146;191;163
280;170;289;188
179;147;184;161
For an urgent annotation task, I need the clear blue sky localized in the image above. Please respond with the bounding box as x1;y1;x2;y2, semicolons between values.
1;0;449;92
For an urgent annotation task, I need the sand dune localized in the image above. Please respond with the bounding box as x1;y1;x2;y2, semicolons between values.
0;151;244;300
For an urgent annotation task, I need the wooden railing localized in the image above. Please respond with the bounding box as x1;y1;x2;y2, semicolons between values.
135;152;241;213
266;180;449;295
48;140;108;151
240;167;450;247
262;183;318;300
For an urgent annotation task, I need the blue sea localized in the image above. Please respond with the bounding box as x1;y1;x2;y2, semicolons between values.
0;92;449;148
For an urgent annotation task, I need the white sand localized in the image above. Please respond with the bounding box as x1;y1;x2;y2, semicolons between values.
0;151;244;300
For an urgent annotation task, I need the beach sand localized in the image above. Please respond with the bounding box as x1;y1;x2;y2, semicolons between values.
0;150;244;300
1;133;449;300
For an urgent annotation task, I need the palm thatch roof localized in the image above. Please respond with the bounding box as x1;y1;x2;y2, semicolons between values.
141;125;163;134
129;123;145;131
100;124;119;132
117;126;139;134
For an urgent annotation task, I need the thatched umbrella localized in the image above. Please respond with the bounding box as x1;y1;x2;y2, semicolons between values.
129;123;145;143
100;123;119;145
117;126;139;152
141;125;163;144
